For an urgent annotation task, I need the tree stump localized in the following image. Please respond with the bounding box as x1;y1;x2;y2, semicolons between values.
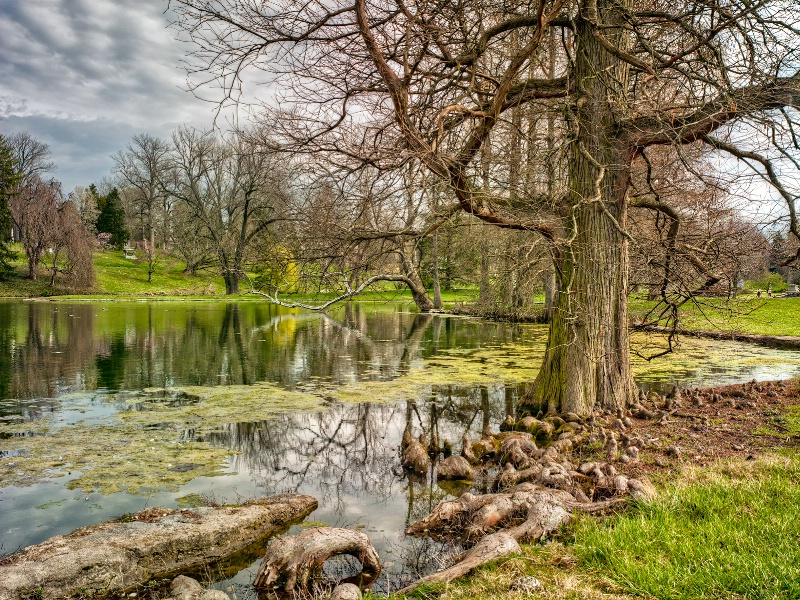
253;527;381;593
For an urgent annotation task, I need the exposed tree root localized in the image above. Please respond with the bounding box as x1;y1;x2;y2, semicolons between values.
253;527;381;593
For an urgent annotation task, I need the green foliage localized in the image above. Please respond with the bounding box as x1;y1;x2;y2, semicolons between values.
253;243;299;293
0;134;20;279
746;271;787;293
571;454;800;600
94;186;129;249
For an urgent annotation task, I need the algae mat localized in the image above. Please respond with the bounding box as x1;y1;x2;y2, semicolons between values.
3;335;800;494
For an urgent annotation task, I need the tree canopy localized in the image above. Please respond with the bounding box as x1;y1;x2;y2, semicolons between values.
169;0;800;414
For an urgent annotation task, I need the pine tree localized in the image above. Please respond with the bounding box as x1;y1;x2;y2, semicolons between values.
0;135;20;279
95;187;129;249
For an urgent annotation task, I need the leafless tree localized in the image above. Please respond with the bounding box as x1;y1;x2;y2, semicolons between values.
171;0;800;414
10;176;60;279
165;126;291;294
7;132;55;188
46;199;95;289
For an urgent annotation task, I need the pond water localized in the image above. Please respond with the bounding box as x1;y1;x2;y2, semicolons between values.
2;300;800;596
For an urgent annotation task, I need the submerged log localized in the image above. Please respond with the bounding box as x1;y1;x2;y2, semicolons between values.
0;494;317;600
254;527;381;593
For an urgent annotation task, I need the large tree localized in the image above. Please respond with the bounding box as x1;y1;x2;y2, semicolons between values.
166;127;290;294
172;0;800;415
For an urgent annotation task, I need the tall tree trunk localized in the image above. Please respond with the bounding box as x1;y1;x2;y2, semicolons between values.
431;229;443;309
399;244;434;312
224;270;239;294
526;1;636;416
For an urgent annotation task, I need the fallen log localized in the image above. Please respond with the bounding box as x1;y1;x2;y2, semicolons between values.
254;527;381;593
0;494;317;600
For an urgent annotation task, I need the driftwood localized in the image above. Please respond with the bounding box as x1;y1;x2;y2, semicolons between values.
0;494;317;600
254;527;381;593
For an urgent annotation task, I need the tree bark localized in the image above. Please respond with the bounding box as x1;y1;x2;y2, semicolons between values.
526;1;636;416
254;527;381;593
223;270;239;295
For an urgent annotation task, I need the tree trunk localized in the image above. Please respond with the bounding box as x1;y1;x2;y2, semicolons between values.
543;268;556;322
224;270;239;295
431;229;443;309
526;1;636;416
399;245;434;311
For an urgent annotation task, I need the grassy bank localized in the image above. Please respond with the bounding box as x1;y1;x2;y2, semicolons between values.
394;451;800;600
631;294;800;337
0;246;476;304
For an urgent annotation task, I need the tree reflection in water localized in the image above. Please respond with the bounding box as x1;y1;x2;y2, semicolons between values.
205;380;518;593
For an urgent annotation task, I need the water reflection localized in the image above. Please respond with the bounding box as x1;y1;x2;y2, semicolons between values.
4;300;800;594
205;385;513;593
0;301;523;404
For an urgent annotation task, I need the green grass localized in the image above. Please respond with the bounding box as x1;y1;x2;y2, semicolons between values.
571;453;800;600
631;294;800;337
0;244;479;303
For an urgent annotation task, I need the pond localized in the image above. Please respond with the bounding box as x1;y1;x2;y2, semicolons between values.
1;300;799;595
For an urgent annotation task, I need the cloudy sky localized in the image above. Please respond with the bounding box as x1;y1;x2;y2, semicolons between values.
0;0;232;193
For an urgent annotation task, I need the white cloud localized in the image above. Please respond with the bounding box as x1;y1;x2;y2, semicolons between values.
0;0;226;191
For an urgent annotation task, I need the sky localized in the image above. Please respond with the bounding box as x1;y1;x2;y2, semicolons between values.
0;0;231;193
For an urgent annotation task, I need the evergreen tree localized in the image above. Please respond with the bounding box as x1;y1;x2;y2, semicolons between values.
0;135;20;279
95;186;129;249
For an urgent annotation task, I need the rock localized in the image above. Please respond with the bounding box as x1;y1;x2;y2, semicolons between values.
613;475;629;495
625;446;639;460
436;456;476;481
199;591;230;600
330;583;362;600
667;445;682;458
628;478;657;502
509;576;543;593
171;575;203;600
171;576;231;600
0;495;317;600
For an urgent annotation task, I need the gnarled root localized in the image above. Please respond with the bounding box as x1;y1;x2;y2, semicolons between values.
253;527;381;593
398;488;576;595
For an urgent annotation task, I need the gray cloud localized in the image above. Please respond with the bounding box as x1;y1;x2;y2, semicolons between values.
0;0;224;192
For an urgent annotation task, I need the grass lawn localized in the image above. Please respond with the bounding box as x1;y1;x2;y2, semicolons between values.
0;245;479;304
631;294;800;337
